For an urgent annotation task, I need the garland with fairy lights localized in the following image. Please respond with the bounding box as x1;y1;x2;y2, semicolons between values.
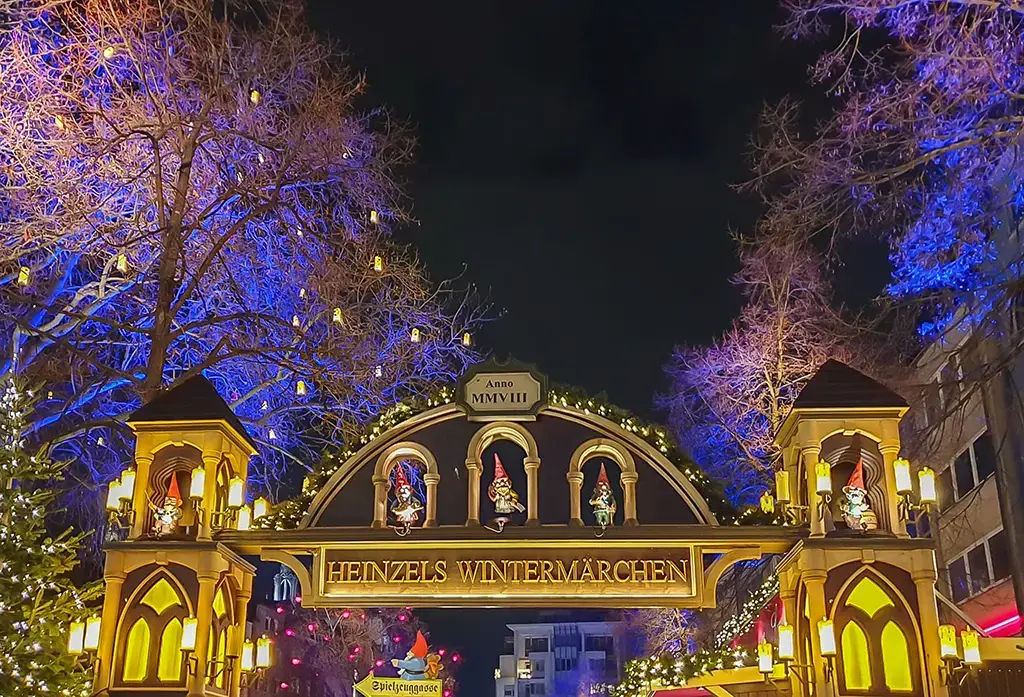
711;573;780;649
257;382;747;529
610;646;753;697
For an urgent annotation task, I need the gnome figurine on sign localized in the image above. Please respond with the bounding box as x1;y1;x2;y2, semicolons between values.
390;463;424;530
589;463;617;529
487;453;524;527
150;474;184;537
840;457;878;532
392;631;441;681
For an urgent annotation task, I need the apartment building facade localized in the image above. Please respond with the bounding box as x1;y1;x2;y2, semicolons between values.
495;621;622;697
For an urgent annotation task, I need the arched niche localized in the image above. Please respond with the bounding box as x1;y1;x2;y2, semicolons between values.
828;565;925;697
567;438;638;527
822;433;889;532
371;442;440;528
465;421;540;526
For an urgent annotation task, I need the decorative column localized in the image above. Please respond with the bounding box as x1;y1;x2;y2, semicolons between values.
424;472;440;527
620;471;639;526
524;456;541;526
465;458;481;526
567;471;584;527
229;577;253;697
879;442;909;538
189;571;219;697
94;566;126;692
129;450;155;540
801;445;825;537
913;567;949;697
779;579;802;697
198;451;221;541
371;474;388;529
804;571;830;697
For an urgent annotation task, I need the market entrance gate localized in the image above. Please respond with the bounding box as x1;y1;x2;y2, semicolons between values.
92;360;980;697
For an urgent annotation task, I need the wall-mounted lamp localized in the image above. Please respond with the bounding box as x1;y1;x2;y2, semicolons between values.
757;640;775;682
815;461;833;521
817;619;836;682
105;467;137;533
67;614;103;673
237;637;272;688
939;624;982;684
894;457;937;522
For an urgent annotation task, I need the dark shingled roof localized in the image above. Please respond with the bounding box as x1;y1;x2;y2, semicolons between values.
130;375;257;449
793;359;909;409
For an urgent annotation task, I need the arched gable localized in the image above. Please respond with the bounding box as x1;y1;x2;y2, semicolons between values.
302;403;719;529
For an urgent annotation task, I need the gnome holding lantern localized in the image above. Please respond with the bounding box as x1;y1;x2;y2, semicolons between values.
488;453;525;518
392;631;441;681
840;458;878;532
150;474;184;537
390;463;424;527
589;463;617;528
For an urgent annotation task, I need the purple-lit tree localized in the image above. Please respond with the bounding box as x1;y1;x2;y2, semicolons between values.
0;0;482;504
661;236;853;505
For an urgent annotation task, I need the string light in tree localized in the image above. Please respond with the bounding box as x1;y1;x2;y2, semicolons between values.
374;255;384;273
250;89;260;105
17;266;30;286
102;46;115;59
116;253;128;273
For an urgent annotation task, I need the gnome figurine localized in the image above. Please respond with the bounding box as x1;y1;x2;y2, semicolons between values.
589;463;617;528
841;458;877;531
487;453;525;517
392;631;441;681
150;474;184;537
390;463;424;526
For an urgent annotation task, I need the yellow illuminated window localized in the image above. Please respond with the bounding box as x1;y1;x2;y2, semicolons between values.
841;621;871;690
140;577;181;615
213;586;229;619
123;618;151;682
881;621;914;691
157;618;183;682
846;577;894;619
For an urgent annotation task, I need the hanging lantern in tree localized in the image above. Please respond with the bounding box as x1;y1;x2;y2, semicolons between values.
299;287;307;299
292;315;300;328
333;307;344;325
370;210;379;225
410;328;421;343
375;365;383;378
374;255;384;273
296;380;307;396
116;253;128;273
17;266;30;286
250;89;261;105
102;46;115;60
462;332;472;347
54;115;66;131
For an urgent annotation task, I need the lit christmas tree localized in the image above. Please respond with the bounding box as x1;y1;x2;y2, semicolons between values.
0;379;100;696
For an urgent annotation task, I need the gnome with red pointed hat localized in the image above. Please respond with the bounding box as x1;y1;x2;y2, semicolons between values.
840;455;877;532
488;453;524;517
151;472;184;537
589;463;617;528
391;463;424;526
392;630;441;681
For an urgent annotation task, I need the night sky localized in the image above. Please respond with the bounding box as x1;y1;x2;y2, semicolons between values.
305;2;828;694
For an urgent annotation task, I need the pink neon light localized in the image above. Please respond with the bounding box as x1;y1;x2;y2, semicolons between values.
983;614;1021;634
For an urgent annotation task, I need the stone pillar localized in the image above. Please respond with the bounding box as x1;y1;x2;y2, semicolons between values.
189;571;219;697
801;445;825;537
424;472;440;527
524;457;541;526
229;578;253;697
879;442;909;538
199;451;221;540
567;471;584;527
465;458;481;526
129;450;154;539
371;474;388;529
914;567;949;697
94;565;126;692
621;471;639;526
805;572;830;697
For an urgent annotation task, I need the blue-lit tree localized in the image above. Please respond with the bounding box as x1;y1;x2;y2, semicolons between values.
0;0;482;508
661;236;853;505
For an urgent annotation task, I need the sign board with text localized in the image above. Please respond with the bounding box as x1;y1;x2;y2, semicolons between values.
456;360;548;421
355;676;443;697
311;539;701;608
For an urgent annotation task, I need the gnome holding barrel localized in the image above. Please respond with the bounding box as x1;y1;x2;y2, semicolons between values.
589;462;617;528
488;453;525;519
840;457;877;532
150;474;184;537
